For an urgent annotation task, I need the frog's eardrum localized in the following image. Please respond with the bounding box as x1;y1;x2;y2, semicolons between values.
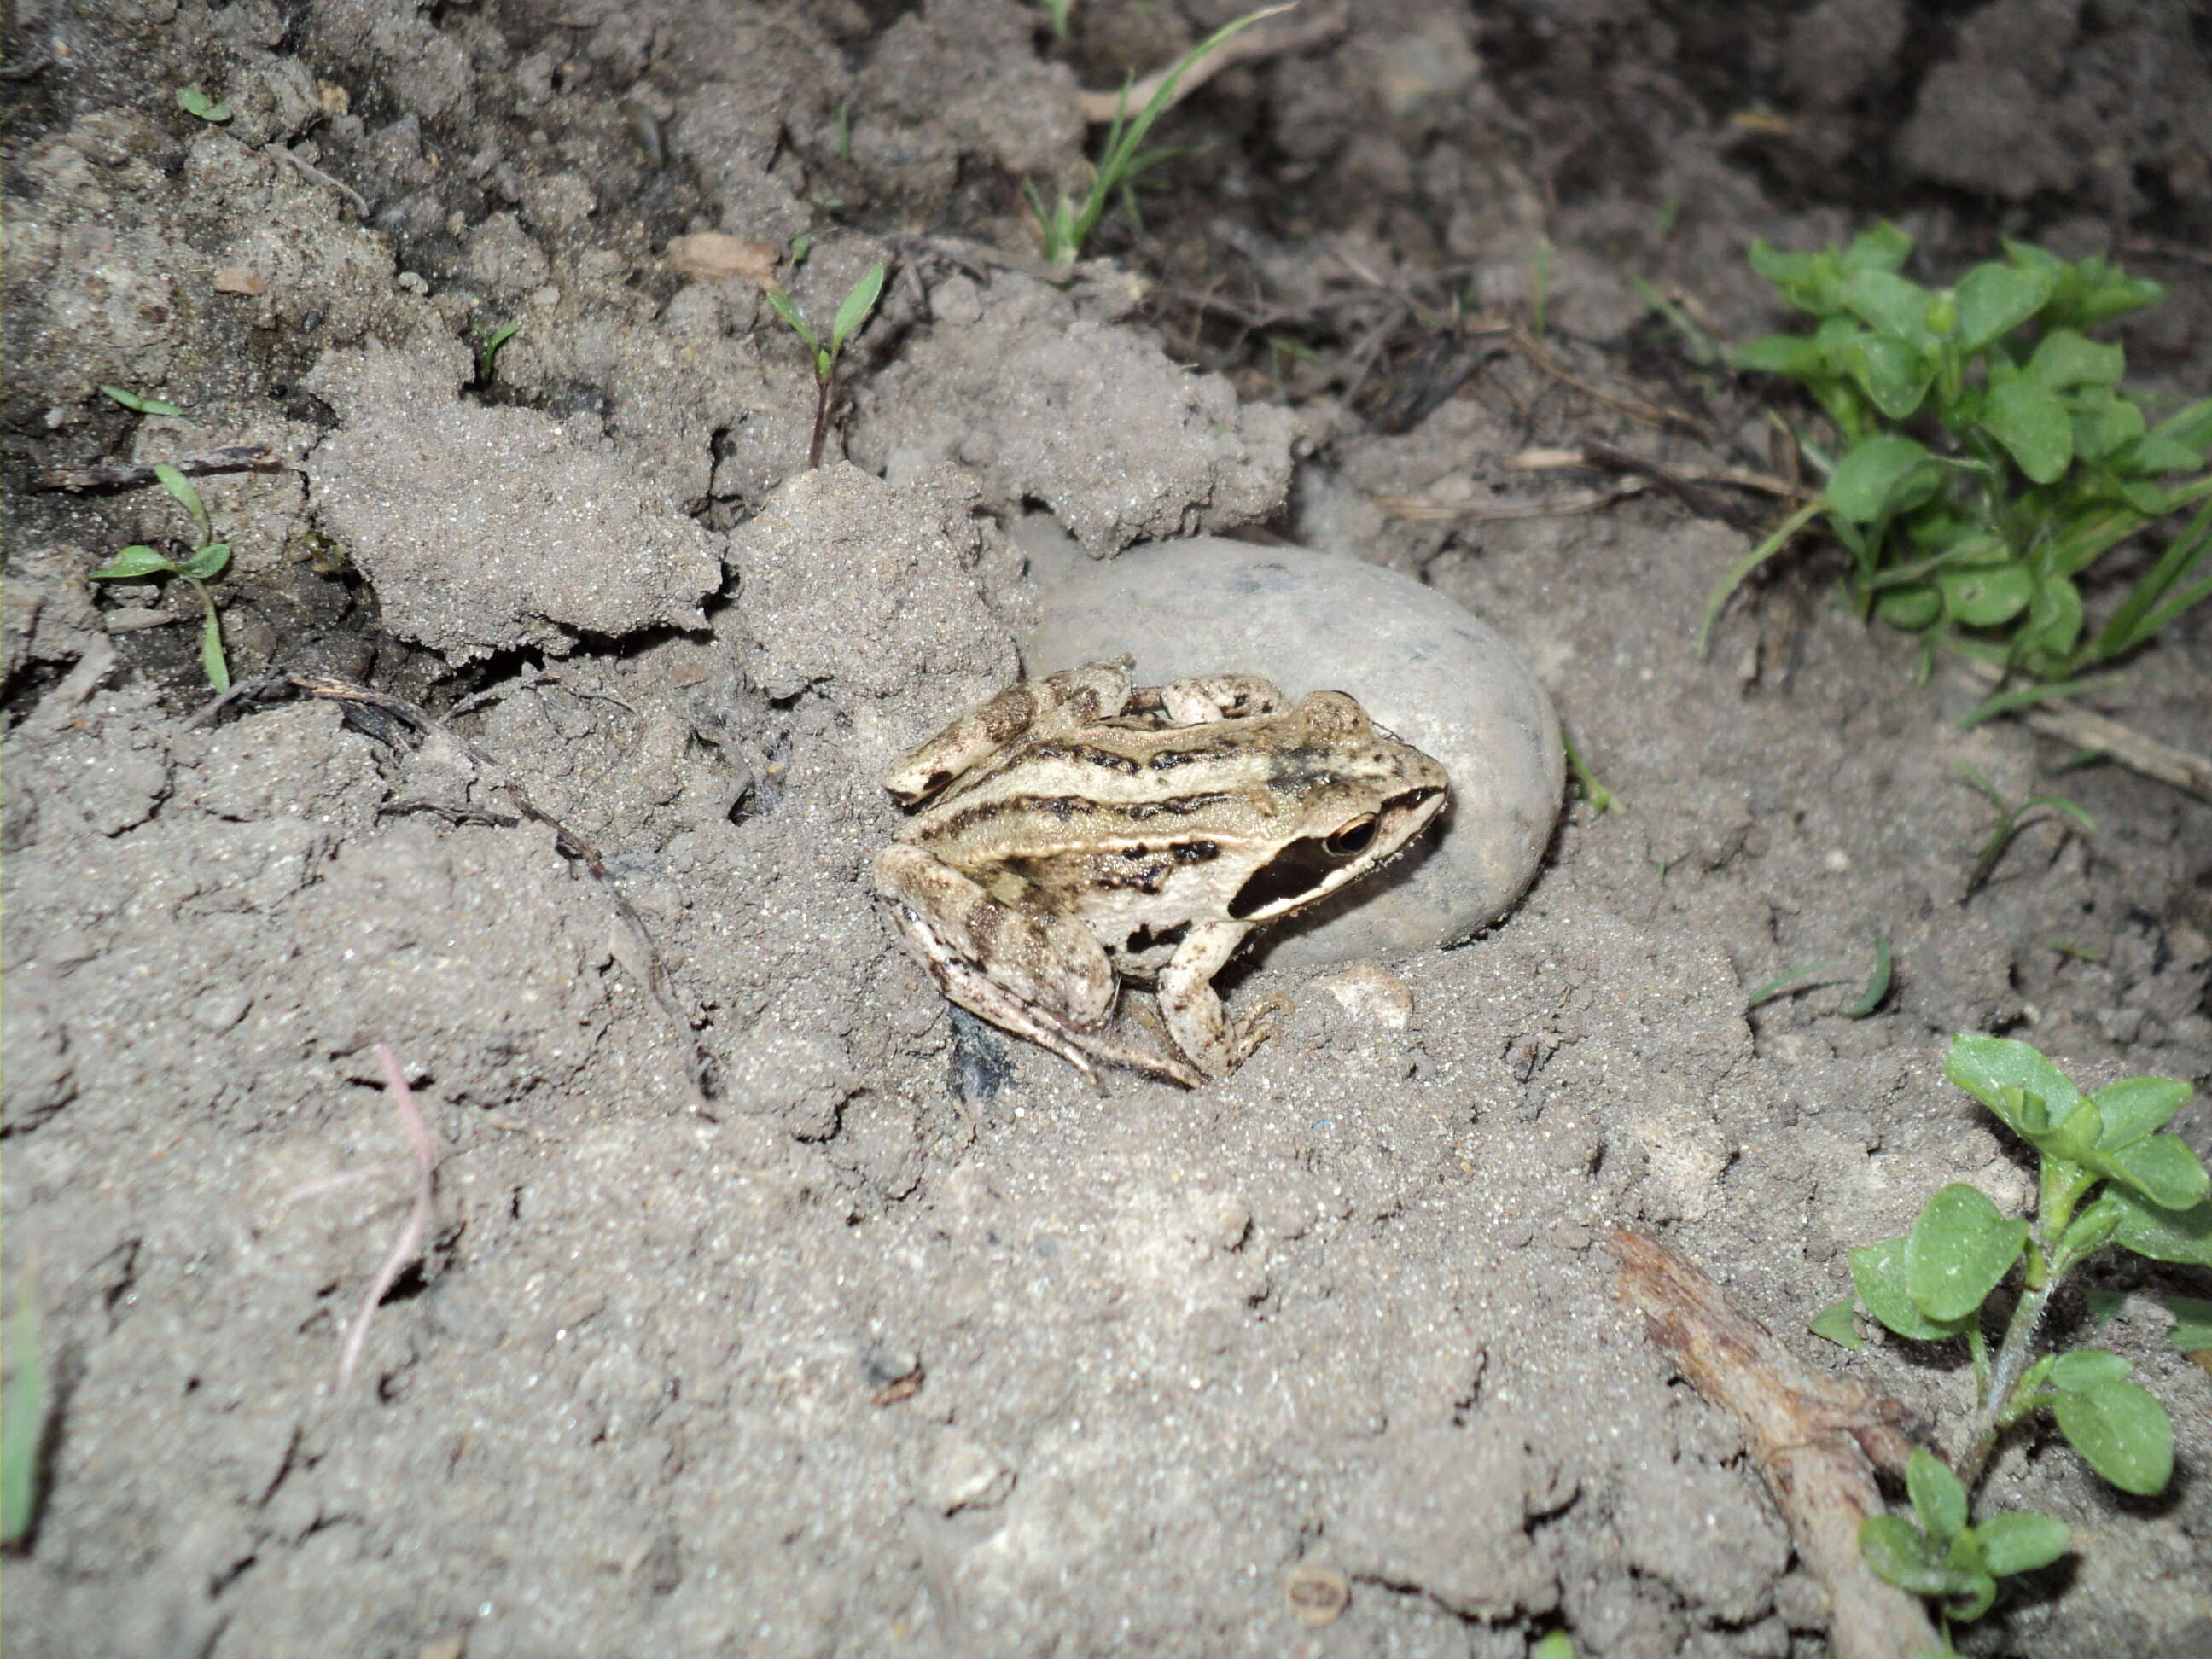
1020;522;1564;970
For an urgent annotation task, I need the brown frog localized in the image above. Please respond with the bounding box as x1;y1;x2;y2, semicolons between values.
873;661;1451;1086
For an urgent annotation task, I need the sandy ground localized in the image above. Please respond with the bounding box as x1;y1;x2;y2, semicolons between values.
5;3;2210;1656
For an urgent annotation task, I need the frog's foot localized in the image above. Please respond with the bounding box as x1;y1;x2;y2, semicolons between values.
1156;919;1282;1078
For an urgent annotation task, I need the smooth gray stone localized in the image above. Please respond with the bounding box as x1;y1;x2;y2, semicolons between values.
1017;521;1563;970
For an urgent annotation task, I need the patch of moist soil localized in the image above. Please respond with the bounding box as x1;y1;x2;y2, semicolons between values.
5;3;2209;1656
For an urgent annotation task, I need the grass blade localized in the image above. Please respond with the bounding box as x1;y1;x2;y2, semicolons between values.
1745;960;1842;1010
1957;672;2128;731
1697;500;1825;655
1840;933;1893;1017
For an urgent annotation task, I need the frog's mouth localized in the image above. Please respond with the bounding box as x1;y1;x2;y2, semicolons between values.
1228;784;1447;921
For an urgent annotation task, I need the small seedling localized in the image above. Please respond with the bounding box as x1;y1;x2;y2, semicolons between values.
89;463;233;690
99;384;183;417
1036;0;1074;41
474;320;521;384
765;261;887;470
176;86;231;123
1560;726;1621;814
1027;6;1286;267
1953;764;2094;899
1824;1034;2209;1650
1708;226;2212;696
2;1292;46;1550
1746;934;1893;1016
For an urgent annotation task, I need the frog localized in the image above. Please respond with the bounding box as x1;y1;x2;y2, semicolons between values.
872;660;1452;1087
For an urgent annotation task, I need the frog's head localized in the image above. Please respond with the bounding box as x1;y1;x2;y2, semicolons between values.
1230;691;1451;921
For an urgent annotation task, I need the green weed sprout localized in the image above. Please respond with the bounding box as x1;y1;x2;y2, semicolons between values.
1027;5;1287;268
99;383;183;417
176;86;231;123
1708;226;2212;709
1827;1034;2209;1648
90;463;233;690
1953;764;2095;899
765;261;887;469
474;321;521;384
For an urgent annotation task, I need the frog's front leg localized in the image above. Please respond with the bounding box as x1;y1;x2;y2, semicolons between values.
874;845;1202;1088
882;661;1133;806
1156;919;1291;1077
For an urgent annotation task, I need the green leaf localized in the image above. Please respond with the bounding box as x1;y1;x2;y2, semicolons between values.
1954;262;2052;353
2097;1134;2210;1211
90;544;178;580
1852;1237;1972;1342
1940;562;2033;628
2012;572;2084;667
2073;393;2145;463
1843;270;1934;340
1945;1036;2083;1132
2107;1190;2212;1266
2057;1194;2123;1266
180;542;230;579
1877;584;1942;630
1976;1512;2070;1577
830;261;887;354
152;462;212;544
1839;933;1892;1018
1849;333;1935;420
1808;1296;1865;1351
2081;1289;2127;1328
2163;1295;2212;1352
2052;1378;2173;1495
2028;329;2124;389
176;85;232;123
1860;1514;1950;1594
1906;1448;1969;1543
1826;434;1936;524
2047;1349;2133;1390
98;384;183;416
2145;395;2212;457
1980;380;2074;484
1906;1184;2026;1321
765;286;818;353
1843;222;1913;273
197;587;230;691
1732;334;1827;379
2092;1078;2192;1148
1750;242;1846;316
2118;434;2207;476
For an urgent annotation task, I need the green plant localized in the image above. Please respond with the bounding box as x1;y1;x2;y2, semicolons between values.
90;463;233;690
474;320;521;384
99;383;182;416
1953;764;2095;899
1560;726;1621;814
765;261;887;469
1708;226;2212;696
176;85;231;123
2;1292;44;1549
1027;6;1285;267
1825;1035;2210;1649
1035;0;1075;39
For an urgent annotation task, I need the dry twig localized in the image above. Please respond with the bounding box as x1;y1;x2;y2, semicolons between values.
1946;656;2212;800
32;444;288;493
334;1045;438;1395
1074;2;1349;124
1608;1231;1940;1659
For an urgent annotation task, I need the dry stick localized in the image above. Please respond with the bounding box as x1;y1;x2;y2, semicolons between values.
1607;1231;1941;1659
32;444;288;493
193;672;714;1106
335;1045;437;1396
1377;447;1807;526
1945;657;2212;800
1073;0;1350;124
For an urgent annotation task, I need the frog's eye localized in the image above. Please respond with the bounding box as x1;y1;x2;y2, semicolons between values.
1324;815;1377;858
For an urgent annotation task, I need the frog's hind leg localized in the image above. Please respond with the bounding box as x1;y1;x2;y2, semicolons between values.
882;661;1133;805
875;844;1198;1087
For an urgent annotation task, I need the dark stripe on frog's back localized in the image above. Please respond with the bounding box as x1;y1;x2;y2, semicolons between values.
988;839;1225;910
924;789;1239;846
